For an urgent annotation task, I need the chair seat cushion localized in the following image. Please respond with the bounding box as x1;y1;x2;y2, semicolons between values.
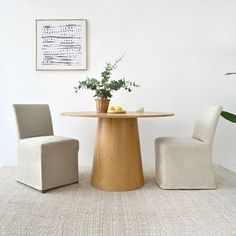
156;137;203;146
19;135;79;148
155;137;209;155
17;135;79;191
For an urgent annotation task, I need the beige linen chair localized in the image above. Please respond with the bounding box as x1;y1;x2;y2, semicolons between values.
14;104;79;192
155;106;223;189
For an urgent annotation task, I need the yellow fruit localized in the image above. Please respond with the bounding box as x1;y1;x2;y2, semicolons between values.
116;106;123;111
109;106;115;110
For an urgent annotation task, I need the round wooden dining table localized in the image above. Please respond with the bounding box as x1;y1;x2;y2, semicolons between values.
61;111;174;191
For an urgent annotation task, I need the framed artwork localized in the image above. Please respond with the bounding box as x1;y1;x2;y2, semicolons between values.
36;19;87;71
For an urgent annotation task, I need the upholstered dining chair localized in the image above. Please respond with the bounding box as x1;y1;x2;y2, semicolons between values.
155;106;223;189
13;104;79;192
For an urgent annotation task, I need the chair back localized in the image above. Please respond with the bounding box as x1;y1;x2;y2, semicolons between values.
14;104;54;139
193;106;223;145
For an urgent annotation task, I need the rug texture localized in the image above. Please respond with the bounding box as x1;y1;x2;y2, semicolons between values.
0;166;236;236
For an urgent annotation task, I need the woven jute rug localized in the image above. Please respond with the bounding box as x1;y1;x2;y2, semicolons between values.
0;166;236;236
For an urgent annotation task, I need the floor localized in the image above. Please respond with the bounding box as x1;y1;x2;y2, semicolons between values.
0;166;236;236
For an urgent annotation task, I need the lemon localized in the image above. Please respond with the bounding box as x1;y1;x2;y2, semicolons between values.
116;106;123;111
109;106;115;111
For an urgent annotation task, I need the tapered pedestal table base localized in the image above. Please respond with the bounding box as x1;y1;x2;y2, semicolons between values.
91;118;144;191
61;111;174;191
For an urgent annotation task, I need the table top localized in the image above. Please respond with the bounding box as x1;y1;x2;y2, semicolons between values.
61;111;174;119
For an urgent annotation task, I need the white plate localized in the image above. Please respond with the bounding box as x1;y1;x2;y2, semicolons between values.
107;110;126;114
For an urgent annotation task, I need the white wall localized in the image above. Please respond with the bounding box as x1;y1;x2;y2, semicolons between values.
1;0;236;170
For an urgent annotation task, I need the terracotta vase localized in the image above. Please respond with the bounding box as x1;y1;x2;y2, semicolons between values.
95;99;110;113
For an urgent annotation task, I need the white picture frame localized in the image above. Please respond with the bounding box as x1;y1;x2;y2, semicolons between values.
36;19;87;71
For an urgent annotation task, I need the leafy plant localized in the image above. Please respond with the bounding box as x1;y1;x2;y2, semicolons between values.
221;111;236;123
74;56;139;99
221;73;236;123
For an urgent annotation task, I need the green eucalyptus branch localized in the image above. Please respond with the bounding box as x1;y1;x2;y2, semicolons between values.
74;77;100;93
74;55;139;99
